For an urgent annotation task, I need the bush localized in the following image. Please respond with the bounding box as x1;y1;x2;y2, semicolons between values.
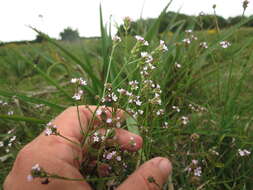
59;27;80;41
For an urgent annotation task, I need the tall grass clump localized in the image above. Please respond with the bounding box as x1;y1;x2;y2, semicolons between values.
0;1;253;189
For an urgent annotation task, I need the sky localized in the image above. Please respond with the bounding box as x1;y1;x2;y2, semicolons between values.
0;0;252;42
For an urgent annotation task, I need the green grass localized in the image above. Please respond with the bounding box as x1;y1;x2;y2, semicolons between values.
0;10;253;189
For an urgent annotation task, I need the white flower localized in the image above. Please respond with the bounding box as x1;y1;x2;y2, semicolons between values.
220;41;231;48
172;106;180;112
44;123;57;136
192;160;198;165
101;136;106;141
93;136;100;142
129;80;139;90
32;164;41;171
160;40;168;51
175;62;182;68
135;35;149;46
144;41;149;46
7;111;14;116
116;156;122;161
80;80;87;86
156;109;164;116
181;116;189;125
113;35;121;43
71;77;87;86
238;149;251;156
126;91;132;96
141;52;149;58
116;122;121;128
72;93;82;100
194;167;202;176
96;109;102;116
135;35;144;41
45;128;53;136
105;151;116;160
9;136;16;143
183;38;191;44
135;100;142;106
106;118;112;124
0;141;3;147
2;102;8;106
200;42;208;49
71;78;78;83
123;162;127;168
111;93;118;102
190;35;198;40
185;29;193;33
138;110;144;115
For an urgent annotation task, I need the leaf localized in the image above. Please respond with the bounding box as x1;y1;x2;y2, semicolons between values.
126;116;140;135
0;115;47;124
145;0;173;42
0;89;65;111
0;154;13;162
30;27;103;93
12;48;73;101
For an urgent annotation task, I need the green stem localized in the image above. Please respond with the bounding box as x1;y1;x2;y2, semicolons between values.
57;133;81;147
48;174;116;182
102;44;116;98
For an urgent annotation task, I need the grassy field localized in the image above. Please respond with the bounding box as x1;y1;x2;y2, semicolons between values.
0;9;253;189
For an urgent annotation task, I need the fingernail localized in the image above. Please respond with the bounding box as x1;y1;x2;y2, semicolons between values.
158;158;171;176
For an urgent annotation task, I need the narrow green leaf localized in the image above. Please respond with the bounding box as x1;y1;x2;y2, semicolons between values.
0;115;47;124
145;0;173;41
0;89;65;111
30;27;103;93
126;116;140;135
12;48;73;101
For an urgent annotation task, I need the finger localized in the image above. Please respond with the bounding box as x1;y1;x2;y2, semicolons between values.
4;143;92;190
37;106;125;164
115;129;143;152
40;106;124;144
117;157;172;190
92;128;143;152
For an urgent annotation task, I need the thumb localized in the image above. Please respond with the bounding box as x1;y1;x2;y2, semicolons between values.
117;157;172;190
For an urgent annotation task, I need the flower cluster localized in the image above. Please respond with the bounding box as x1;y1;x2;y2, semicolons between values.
7;111;14;115
0;100;8;106
199;42;208;49
183;29;198;45
70;77;87;86
70;77;87;101
44;122;58;136
187;160;202;177
135;35;149;46
181;116;189;125
101;83;118;103
92;131;106;143
112;35;122;44
238;149;251;157
220;41;231;48
188;104;207;113
72;90;84;101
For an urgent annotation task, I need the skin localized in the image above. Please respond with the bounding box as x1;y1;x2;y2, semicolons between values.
4;106;172;190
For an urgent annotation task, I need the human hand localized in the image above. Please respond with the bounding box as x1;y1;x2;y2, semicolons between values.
4;106;172;190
